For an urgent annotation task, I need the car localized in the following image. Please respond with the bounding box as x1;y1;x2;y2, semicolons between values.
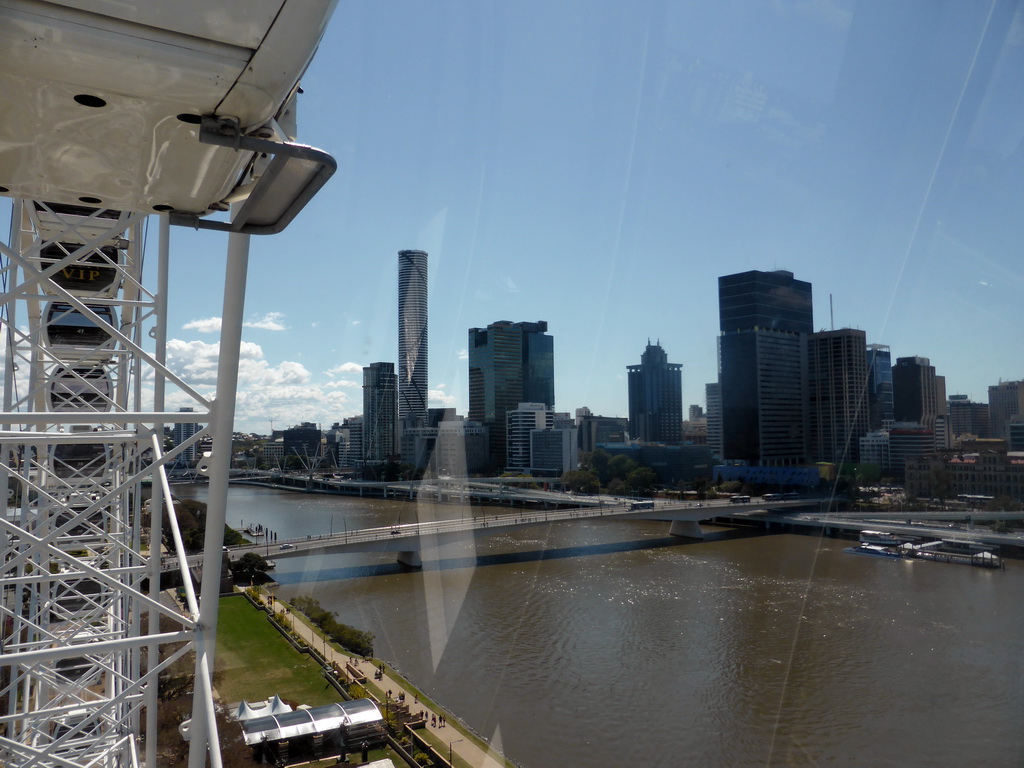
279;543;294;550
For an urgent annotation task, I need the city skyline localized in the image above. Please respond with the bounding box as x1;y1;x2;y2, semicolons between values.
30;0;1017;434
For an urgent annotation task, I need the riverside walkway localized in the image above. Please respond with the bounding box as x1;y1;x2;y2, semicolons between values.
249;589;511;768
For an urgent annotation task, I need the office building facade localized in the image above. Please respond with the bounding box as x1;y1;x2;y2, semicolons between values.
363;362;397;463
575;408;629;454
627;341;683;443
807;329;869;464
398;249;428;421
892;357;946;433
988;380;1024;441
866;344;894;430
506;402;554;472
705;382;722;459
468;320;554;469
718;270;812;465
947;395;990;441
171;407;199;466
335;416;364;467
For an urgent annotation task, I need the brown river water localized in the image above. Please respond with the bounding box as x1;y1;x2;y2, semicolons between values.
174;484;1024;768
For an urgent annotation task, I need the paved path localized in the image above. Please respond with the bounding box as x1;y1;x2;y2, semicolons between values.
256;591;510;768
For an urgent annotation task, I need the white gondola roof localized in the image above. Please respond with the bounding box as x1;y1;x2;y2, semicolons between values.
239;699;383;747
0;0;337;214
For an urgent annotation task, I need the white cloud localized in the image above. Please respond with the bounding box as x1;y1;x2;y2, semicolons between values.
183;317;222;333
165;337;361;432
429;388;457;407
500;276;519;293
182;312;286;334
457;348;468;360
244;311;287;331
325;362;364;376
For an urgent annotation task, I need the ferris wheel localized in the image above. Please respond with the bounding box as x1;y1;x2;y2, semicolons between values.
0;3;338;766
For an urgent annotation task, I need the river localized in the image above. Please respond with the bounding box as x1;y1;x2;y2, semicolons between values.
174;484;1024;768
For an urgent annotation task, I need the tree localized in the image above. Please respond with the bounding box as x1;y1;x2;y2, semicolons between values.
929;467;954;503
608;454;638;481
562;469;600;495
626;467;657;495
985;495;1022;512
581;450;611;484
233;552;270;585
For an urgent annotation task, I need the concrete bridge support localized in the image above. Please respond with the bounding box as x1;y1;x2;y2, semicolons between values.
397;550;422;568
669;520;704;539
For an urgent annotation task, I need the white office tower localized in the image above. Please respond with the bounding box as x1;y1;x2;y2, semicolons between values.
0;3;338;767
398;250;429;421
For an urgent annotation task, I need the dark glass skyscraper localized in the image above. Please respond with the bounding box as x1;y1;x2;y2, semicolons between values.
892;356;945;433
718;270;813;465
866;344;894;430
363;361;397;463
468;320;553;469
397;250;428;421
719;270;814;333
627;341;682;443
807;329;869;464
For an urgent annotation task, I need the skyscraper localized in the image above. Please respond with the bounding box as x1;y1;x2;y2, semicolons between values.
705;382;722;459
718;270;812;465
892;357;943;428
627;341;682;443
506;402;554;471
397;249;428;421
363;362;397;463
947;395;990;440
866;344;894;430
468;320;554;469
807;329;869;464
988;380;1024;441
171;407;199;466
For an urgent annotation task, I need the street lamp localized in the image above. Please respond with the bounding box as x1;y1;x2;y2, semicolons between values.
448;738;463;767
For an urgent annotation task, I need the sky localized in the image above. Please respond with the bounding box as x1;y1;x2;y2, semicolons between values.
9;0;1024;434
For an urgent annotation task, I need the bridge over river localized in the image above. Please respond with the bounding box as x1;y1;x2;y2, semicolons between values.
168;493;1024;574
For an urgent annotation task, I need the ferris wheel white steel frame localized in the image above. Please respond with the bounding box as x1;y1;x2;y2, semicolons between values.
0;2;339;766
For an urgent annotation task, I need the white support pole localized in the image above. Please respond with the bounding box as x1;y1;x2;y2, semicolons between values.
187;231;251;768
145;214;170;768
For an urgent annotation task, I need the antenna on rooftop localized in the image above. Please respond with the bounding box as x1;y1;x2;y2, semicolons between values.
830;294;834;331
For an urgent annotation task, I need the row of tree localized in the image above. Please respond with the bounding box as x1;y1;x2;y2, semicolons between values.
289;594;375;657
561;450;659;495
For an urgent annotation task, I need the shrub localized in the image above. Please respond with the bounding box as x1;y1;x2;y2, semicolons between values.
291;595;374;656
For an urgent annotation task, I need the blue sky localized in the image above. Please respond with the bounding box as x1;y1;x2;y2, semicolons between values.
26;0;1024;434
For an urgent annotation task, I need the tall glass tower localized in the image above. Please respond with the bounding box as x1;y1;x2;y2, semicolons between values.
363;362;397;462
866;344;894;430
468;320;554;468
627;341;683;443
398;250;428;421
718;270;813;465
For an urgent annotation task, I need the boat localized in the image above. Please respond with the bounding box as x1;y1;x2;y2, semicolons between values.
859;530;901;547
844;543;905;559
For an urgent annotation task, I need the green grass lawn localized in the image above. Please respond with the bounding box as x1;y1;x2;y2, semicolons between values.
214;596;341;707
